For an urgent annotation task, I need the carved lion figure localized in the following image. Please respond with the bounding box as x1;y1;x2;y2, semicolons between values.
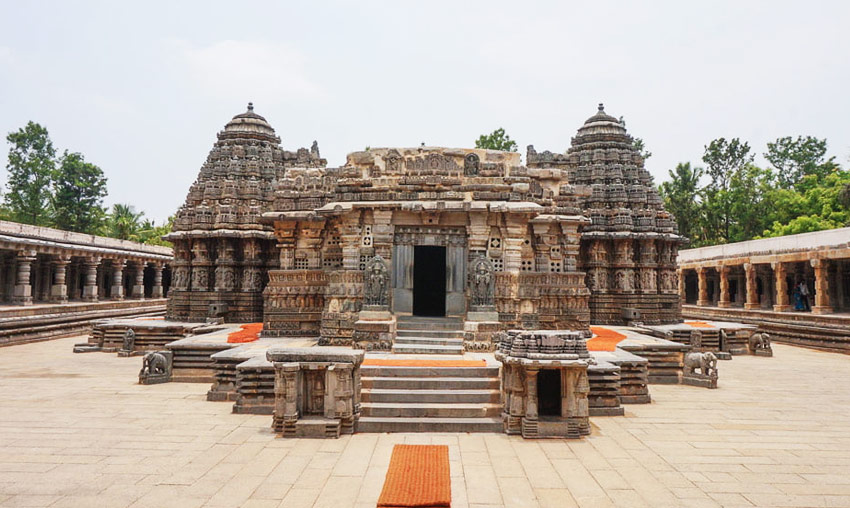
683;351;718;378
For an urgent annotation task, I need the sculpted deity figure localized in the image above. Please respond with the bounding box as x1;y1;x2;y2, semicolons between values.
470;256;495;307
364;255;389;307
122;328;136;352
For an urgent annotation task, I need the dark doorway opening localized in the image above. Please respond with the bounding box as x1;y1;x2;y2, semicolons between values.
538;370;562;417
413;245;446;316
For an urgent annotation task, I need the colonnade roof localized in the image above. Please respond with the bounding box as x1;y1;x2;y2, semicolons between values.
678;227;850;265
0;220;172;261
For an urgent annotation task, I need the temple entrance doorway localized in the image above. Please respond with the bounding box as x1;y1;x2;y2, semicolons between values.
413;246;446;317
538;369;562;417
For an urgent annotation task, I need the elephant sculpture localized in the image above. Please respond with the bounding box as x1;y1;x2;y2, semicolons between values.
748;332;772;354
138;351;172;384
683;351;718;378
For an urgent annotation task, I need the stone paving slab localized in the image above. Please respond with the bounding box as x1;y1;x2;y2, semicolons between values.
2;337;850;507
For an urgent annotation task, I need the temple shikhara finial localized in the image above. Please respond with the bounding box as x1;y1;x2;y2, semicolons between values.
598;102;605;112
247;102;254;112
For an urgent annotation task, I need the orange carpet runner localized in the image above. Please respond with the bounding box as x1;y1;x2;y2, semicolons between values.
684;321;714;328
587;326;627;352
377;444;451;508
227;323;263;343
363;359;485;368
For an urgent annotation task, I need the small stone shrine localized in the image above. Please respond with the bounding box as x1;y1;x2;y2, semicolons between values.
495;330;592;438
267;347;364;438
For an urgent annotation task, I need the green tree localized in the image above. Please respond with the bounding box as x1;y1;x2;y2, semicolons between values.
107;203;144;240
727;164;775;242
659;162;702;242
135;215;174;247
761;170;850;237
701;138;753;243
632;138;652;160
52;151;108;234
475;128;518;152
4;122;56;225
765;136;836;189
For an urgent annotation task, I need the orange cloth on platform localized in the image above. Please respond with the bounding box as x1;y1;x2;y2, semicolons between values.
684;321;714;328
227;323;262;343
363;359;485;368
377;444;451;508
587;326;627;352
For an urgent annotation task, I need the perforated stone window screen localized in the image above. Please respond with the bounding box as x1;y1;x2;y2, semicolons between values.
550;260;562;273
492;258;504;272
521;260;534;272
361;226;373;247
294;258;309;270
359;255;369;270
328;235;341;246
322;255;342;269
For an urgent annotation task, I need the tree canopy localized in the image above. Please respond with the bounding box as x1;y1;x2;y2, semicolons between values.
660;135;849;247
475;128;518;152
3;121;171;245
4;121;56;225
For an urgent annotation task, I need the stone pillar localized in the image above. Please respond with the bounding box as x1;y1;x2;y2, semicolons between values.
525;368;538;420
50;256;70;303
772;261;791;312
131;262;145;299
111;260;125;300
678;269;686;302
12;251;36;305
744;263;759;309
718;266;731;307
811;259;832;314
82;258;100;302
696;267;710;306
152;263;164;298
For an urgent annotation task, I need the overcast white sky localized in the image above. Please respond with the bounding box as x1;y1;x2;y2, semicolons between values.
1;1;848;223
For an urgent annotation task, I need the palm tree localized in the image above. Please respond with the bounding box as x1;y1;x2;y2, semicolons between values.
108;203;144;241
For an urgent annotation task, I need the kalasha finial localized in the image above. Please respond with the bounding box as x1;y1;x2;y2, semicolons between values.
598;103;604;112
247;102;254;112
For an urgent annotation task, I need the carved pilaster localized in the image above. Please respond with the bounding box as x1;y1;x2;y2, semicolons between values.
772;262;790;312
13;250;36;305
811;259;832;314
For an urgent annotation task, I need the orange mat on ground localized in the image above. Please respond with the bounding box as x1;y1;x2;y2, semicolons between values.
587;326;627;352
227;323;262;343
685;321;715;328
377;444;451;508
363;359;485;367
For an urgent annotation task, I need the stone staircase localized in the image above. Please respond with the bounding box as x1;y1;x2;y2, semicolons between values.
358;363;503;433
391;316;465;355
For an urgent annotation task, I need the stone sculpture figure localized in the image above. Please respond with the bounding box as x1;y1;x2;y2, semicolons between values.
470;256;495;307
683;351;718;378
363;255;389;307
690;330;702;349
122;328;136;352
748;332;773;356
138;351;172;384
464;153;480;176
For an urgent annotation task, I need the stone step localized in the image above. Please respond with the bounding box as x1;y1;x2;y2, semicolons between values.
360;365;500;378
361;389;500;404
362;376;499;390
397;319;463;331
357;416;503;433
391;344;464;355
396;329;466;338
361;402;502;418
393;336;465;346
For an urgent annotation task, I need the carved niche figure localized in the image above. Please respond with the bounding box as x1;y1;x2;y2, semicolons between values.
689;330;702;349
385;149;402;173
363;255;389;307
122;328;136;352
464;153;480;176
173;267;189;289
469;256;495;307
192;268;209;290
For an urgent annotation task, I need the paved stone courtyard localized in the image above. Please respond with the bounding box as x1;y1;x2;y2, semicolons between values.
2;338;850;507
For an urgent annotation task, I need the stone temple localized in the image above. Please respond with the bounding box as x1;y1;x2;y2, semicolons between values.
79;102;755;439
168;103;684;343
